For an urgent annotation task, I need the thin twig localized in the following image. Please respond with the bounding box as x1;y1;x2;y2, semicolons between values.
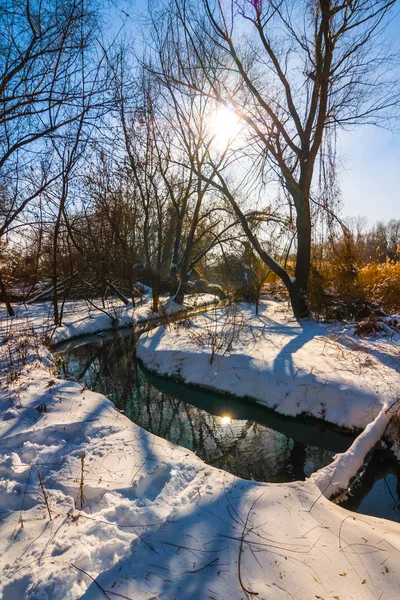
71;563;112;600
184;557;220;573
71;564;138;600
78;451;86;510
36;467;52;521
238;493;266;596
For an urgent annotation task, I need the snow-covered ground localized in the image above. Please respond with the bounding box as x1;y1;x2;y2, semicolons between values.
1;297;400;599
137;300;400;430
0;292;218;346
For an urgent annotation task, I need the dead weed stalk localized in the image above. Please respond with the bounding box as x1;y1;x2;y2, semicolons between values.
37;467;52;521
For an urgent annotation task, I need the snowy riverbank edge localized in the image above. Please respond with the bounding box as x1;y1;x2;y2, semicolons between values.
137;300;400;430
136;299;400;495
1;296;400;599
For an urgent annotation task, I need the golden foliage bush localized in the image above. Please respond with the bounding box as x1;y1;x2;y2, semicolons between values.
308;258;400;314
262;247;400;315
358;261;400;312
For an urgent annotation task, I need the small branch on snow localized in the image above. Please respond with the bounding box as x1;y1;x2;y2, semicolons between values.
71;563;134;600
237;493;266;597
183;557;220;573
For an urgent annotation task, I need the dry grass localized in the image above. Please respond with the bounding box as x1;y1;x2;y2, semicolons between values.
310;258;400;315
260;257;400;318
358;261;400;312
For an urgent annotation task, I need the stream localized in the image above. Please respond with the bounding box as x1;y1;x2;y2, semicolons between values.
56;327;400;521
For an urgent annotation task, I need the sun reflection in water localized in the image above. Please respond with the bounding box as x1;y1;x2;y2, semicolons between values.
220;415;232;425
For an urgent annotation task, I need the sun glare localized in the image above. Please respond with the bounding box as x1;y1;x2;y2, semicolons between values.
220;415;232;425
211;106;240;149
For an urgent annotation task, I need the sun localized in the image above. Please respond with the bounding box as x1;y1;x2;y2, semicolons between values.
211;106;240;149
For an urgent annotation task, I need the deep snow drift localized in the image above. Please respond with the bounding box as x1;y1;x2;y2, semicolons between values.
1;297;400;599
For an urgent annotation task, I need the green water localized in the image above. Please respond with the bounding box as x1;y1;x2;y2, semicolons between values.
56;328;400;519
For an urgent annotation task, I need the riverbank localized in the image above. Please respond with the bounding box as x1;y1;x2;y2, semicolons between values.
137;300;400;430
1;296;400;599
0;292;218;346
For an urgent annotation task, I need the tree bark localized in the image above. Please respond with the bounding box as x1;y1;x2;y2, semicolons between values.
152;273;160;312
0;273;15;317
174;273;189;305
287;280;310;320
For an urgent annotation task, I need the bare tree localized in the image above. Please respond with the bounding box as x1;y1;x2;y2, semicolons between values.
0;0;107;315
150;0;399;317
49;114;88;326
164;90;236;303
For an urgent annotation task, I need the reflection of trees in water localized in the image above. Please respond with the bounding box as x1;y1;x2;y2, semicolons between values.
61;333;139;404
60;333;336;483
126;387;296;481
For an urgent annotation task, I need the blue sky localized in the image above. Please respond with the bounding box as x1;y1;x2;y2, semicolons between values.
112;1;400;226
338;8;400;225
339;125;400;224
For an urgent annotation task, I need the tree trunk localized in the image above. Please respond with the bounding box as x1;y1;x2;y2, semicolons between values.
152;274;160;312
174;276;187;305
0;273;15;317
52;274;60;326
293;190;312;299
285;188;311;319
169;211;185;296
170;269;179;297
287;280;310;319
255;282;262;316
175;180;203;305
103;279;129;305
52;234;60;326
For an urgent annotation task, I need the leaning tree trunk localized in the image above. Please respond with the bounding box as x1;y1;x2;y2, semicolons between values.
218;175;312;318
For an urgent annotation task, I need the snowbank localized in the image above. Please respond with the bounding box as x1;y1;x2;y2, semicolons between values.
311;409;392;498
1;298;400;599
0;292;218;348
137;300;400;430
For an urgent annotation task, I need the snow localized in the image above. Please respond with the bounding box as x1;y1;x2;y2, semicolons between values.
311;409;392;498
1;297;400;599
137;300;400;430
0;292;218;346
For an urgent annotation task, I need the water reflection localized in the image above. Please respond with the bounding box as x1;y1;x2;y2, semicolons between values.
57;329;355;483
339;449;400;521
